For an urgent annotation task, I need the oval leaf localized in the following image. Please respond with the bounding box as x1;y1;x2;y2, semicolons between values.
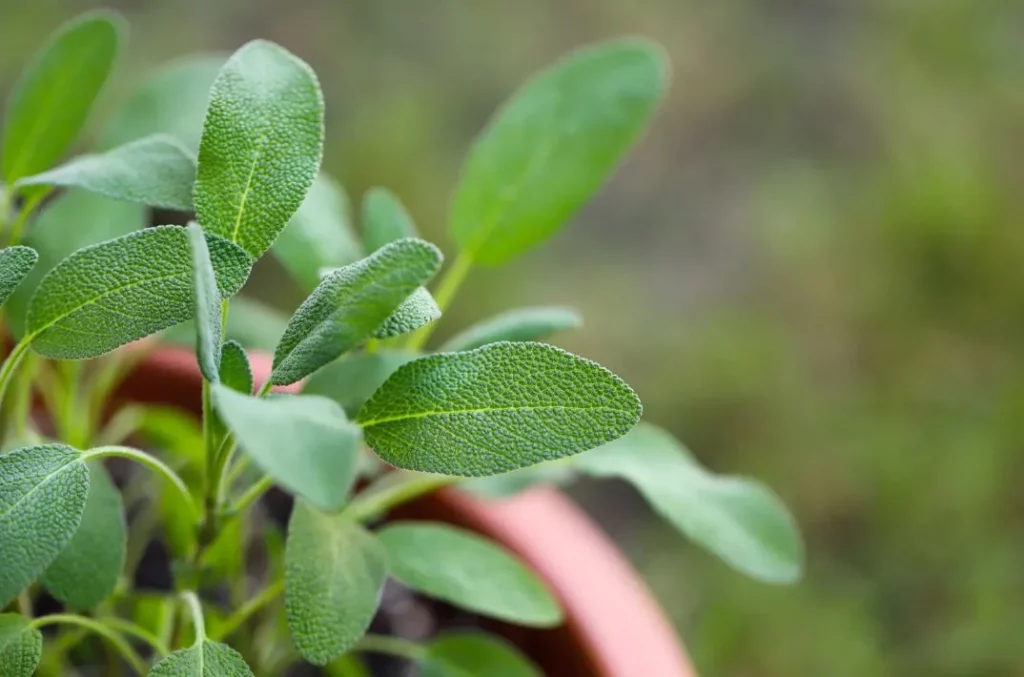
0;247;38;307
219;341;253;395
285;501;387;665
188;223;222;382
194;40;324;260
378;522;561;627
271;238;442;385
440;306;582;352
0;614;43;677
26;226;252;359
362;187;417;253
421;632;541;677
0;444;89;606
575;423;804;584
303;351;417;418
374;287;440;339
212;386;362;510
357;342;642;476
2;10;123;182
149;639;254;676
450;39;668;265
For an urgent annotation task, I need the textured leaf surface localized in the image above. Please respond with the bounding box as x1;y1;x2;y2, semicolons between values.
148;640;254;676
194;40;324;260
219;341;253;394
0;614;42;677
441;306;582;352
274;174;362;290
378;522;561;626
303;351;417;418
0;444;89;606
188;224;222;382
361;187;417;253
2;11;122;182
420;633;541;677
15;135;196;209
358;342;642;476
40;463;125;608
575;423;804;583
271;238;441;385
27;226;251;359
213;386;362;510
373;287;440;339
450;39;667;265
285;502;387;665
0;247;38;307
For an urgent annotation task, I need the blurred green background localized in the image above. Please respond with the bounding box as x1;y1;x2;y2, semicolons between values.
3;1;1023;675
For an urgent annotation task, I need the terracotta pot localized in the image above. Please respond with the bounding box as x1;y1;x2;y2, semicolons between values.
115;345;696;677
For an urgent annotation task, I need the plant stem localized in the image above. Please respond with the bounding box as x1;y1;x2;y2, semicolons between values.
29;614;149;675
181;591;206;645
0;337;32;411
212;378;274;516
229;474;275;516
5;190;46;247
354;634;425;661
98;617;171;657
405;250;473;351
85;445;199;520
208;579;284;642
343;472;456;523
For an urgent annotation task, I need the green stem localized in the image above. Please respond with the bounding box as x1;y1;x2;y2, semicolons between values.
343;472;455;523
85;445;199;520
9;353;36;440
98;617;170;657
5;190;46;247
0;337;32;411
181;591;206;645
405;250;473;351
208;579;284;642
229;474;275;517
354;633;425;661
213;378;274;515
29;614;149;675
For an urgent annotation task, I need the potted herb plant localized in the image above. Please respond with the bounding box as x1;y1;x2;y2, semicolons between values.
0;10;804;676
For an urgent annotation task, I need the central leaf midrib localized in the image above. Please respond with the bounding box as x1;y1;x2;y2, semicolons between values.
359;403;632;428
0;456;82;521
229;136;266;247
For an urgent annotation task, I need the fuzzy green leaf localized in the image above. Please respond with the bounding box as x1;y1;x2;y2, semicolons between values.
40;463;125;609
374;287;440;339
357;342;642;476
0;614;43;677
303;351;417;418
378;522;561;626
194;40;324;260
212;386;362;510
271;238;442;385
148;640;254;676
362;187;417;253
219;341;253;394
274;174;362;291
2;11;123;183
450;39;668;265
421;633;541;677
26;226;252;359
440;306;582;352
15;135;196;209
285;501;387;665
0;247;38;307
575;423;804;584
0;444;89;606
188;223;222;382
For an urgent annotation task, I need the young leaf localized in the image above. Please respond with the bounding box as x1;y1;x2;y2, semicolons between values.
377;522;562;627
0;614;43;677
362;187;417;253
26;226;252;359
149;640;254;676
212;386;362;510
219;341;253;394
194;40;324;260
2;10;123;183
373;287;440;339
274;174;363;291
302;351;417;418
271;238;442;385
0;246;38;307
40;463;125;609
450;39;668;265
0;444;89;606
357;342;642;476
575;423;804;584
285;501;388;665
188;223;222;382
440;306;582;352
421;633;541;677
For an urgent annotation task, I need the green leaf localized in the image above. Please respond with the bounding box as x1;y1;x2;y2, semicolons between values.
0;444;90;606
357;342;642;476
361;187;417;253
0;614;43;677
26;225;252;359
378;522;561;627
285;501;388;665
188;223;222;382
40;462;125;608
148;639;254;676
373;287;440;339
2;10;124;183
271;238;442;385
100;55;225;152
421;632;541;677
219;341;253;394
14;135;196;210
303;351;417;418
212;386;362;510
274;174;362;291
450;39;668;265
440;306;582;352
0;247;38;307
194;40;324;260
574;423;804;584
161;296;288;353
